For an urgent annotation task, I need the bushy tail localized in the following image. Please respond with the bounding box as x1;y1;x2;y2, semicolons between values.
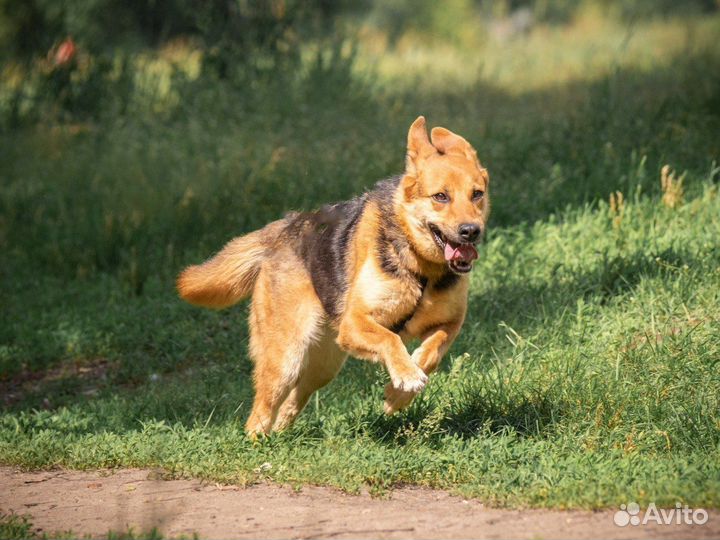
177;225;276;309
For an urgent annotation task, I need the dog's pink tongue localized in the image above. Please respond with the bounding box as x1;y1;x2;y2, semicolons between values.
444;242;478;262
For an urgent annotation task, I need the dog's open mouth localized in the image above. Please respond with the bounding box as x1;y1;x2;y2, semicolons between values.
428;224;478;274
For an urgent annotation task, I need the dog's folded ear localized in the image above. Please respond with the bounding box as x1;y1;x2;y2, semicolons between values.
405;116;436;177
430;127;477;161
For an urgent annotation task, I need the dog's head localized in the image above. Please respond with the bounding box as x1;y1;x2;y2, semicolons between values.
397;116;490;274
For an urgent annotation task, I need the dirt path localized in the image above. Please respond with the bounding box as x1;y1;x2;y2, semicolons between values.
1;467;716;539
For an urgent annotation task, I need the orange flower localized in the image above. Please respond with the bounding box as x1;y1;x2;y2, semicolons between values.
54;38;76;66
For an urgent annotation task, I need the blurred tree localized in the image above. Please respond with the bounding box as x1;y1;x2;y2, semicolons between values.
600;0;717;18
2;0;715;62
0;0;347;60
364;0;718;46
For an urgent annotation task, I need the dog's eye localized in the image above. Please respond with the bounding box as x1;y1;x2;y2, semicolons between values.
432;192;449;203
472;190;485;201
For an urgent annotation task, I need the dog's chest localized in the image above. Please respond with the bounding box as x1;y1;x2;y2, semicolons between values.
356;261;426;328
383;272;462;335
378;276;428;333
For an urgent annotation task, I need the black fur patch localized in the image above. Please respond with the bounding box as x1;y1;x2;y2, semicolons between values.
389;314;413;334
377;227;401;277
433;271;460;291
373;177;408;280
388;275;427;334
298;197;367;320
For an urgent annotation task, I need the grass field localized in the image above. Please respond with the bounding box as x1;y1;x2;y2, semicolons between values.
1;7;719;509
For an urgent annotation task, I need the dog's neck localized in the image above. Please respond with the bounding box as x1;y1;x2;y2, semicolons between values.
379;200;448;284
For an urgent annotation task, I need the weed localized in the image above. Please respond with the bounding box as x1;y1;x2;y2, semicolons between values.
661;164;685;209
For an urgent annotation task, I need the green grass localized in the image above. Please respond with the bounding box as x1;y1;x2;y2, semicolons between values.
0;512;165;539
1;9;719;509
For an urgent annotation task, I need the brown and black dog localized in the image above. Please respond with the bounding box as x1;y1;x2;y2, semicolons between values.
177;116;490;436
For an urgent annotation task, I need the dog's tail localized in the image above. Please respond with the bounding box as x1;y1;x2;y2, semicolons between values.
177;220;283;309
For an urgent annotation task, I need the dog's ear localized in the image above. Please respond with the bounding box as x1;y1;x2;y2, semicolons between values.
430;127;477;162
405;116;435;177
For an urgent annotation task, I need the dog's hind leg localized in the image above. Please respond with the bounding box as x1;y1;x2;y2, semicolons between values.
273;329;347;432
244;259;324;437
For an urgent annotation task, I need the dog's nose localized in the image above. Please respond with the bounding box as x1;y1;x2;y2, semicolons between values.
458;223;481;242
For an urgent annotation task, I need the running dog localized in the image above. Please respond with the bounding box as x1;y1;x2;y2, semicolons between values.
177;116;490;436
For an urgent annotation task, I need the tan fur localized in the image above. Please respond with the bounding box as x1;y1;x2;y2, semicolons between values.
177;220;284;309
177;116;489;436
244;247;327;434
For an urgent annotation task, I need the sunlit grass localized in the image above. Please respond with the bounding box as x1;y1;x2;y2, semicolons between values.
1;182;719;508
355;7;720;92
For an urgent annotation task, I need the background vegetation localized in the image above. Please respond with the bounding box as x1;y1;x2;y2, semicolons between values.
1;0;719;509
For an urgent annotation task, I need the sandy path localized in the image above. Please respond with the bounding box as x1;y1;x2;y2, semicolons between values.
1;467;716;539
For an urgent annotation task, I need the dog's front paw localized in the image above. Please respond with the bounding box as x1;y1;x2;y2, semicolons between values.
383;383;417;415
388;363;428;393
